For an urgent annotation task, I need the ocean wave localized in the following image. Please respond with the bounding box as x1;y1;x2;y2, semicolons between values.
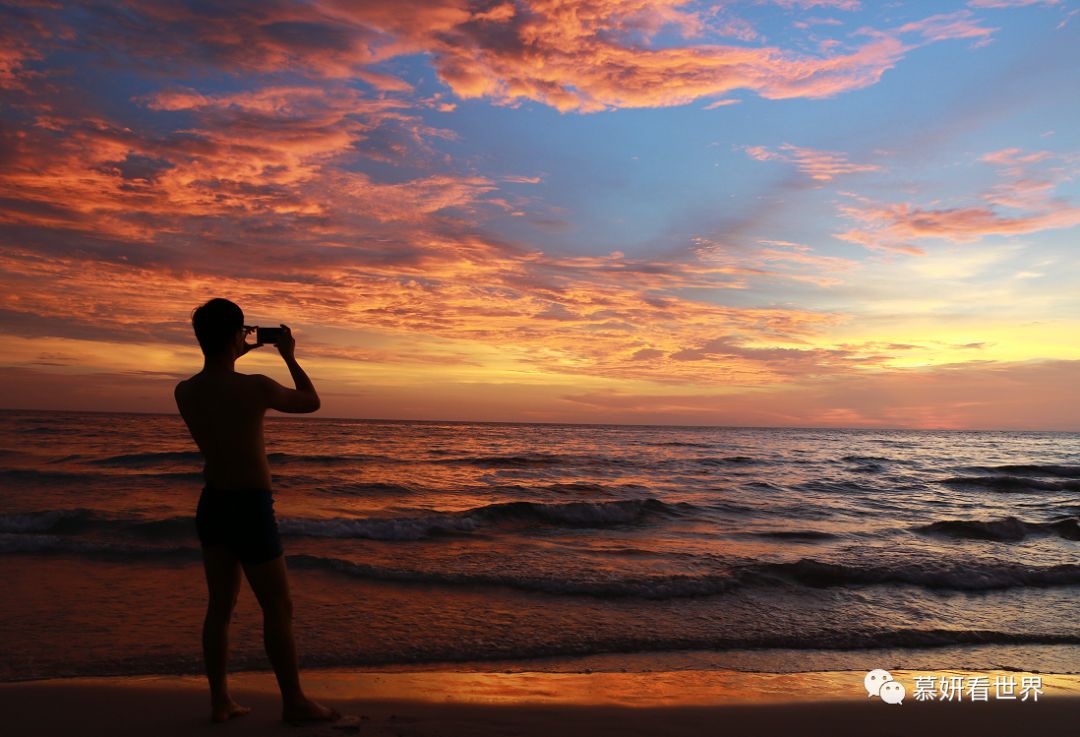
266;452;388;466
87;450;389;469
17;628;1080;682
282;498;694;541
288;553;740;598
0;533;196;559
315;481;425;496
237;628;1080;670
697;456;759;465
850;463;885;473
747;558;1080;591
969;464;1080;479
0;466;202;485
914;516;1080;542
0;508;103;534
88;451;202;468
471;498;693;525
941;475;1080;492
0;468;107;484
122;516;197;538
433;452;612;467
280;514;479;541
291;552;1080;597
0;497;691;546
750;530;839;541
7;516;1080;598
0;509;200;539
545;482;612;494
651;441;715;448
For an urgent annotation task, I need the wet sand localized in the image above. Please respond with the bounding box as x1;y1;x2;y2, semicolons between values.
3;668;1079;737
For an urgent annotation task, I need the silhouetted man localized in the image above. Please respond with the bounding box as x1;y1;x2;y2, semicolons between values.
174;297;340;725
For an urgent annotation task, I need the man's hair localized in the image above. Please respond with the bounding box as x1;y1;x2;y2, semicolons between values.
191;298;244;357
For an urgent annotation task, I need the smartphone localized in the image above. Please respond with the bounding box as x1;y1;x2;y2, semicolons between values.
256;326;284;345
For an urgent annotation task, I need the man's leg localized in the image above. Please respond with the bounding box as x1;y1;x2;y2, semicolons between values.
201;543;251;722
242;554;340;723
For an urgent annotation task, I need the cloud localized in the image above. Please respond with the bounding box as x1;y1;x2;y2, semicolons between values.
703;98;741;109
5;1;997;114
0;0;1069;429
896;11;997;43
835;201;1080;252
692;237;857;287
0;84;495;248
743;143;882;180
835;147;1080;253
768;1;861;9
968;0;1059;7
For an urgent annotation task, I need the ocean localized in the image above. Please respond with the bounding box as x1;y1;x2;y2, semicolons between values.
3;409;1080;681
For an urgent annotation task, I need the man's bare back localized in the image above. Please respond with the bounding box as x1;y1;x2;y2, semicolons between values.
175;323;320;490
175;372;274;490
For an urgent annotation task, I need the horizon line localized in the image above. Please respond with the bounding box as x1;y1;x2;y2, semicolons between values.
2;406;1077;434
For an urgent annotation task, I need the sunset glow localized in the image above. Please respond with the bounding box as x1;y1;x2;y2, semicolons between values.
1;0;1078;428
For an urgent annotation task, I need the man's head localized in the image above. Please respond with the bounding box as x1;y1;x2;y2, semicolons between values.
191;298;245;357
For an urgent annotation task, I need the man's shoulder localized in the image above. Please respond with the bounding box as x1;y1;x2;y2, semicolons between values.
239;372;274;396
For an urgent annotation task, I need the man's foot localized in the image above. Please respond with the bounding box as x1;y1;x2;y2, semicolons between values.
282;698;342;726
211;698;253;723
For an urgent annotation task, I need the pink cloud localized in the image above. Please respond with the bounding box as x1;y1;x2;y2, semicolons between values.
896;11;997;42
768;0;861;9
968;0;1059;7
836;200;1080;251
835;147;1080;252
704;98;741;108
743;143;882;180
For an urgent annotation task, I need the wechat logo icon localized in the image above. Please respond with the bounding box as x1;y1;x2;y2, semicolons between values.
865;669;904;704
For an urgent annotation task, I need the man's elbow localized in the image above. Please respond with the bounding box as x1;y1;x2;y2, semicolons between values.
304;395;321;413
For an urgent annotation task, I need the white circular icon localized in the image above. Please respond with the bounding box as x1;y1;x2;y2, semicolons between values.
879;680;906;705
864;668;893;697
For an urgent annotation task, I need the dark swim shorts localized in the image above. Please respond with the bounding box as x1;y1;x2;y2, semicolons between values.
195;486;284;564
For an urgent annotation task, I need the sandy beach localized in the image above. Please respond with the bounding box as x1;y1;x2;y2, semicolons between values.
4;668;1079;737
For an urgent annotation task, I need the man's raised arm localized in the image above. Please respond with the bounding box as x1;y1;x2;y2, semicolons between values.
256;324;320;414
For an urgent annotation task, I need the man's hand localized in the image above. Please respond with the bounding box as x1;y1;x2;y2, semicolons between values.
276;324;296;361
239;340;262;358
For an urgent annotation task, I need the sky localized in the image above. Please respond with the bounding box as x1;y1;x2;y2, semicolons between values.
0;0;1078;429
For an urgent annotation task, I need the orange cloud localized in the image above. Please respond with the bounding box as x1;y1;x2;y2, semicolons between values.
0;84;495;245
692;237;857;287
6;1;994;113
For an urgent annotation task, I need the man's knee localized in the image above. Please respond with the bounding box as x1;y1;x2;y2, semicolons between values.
261;592;293;621
205;596;236;623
